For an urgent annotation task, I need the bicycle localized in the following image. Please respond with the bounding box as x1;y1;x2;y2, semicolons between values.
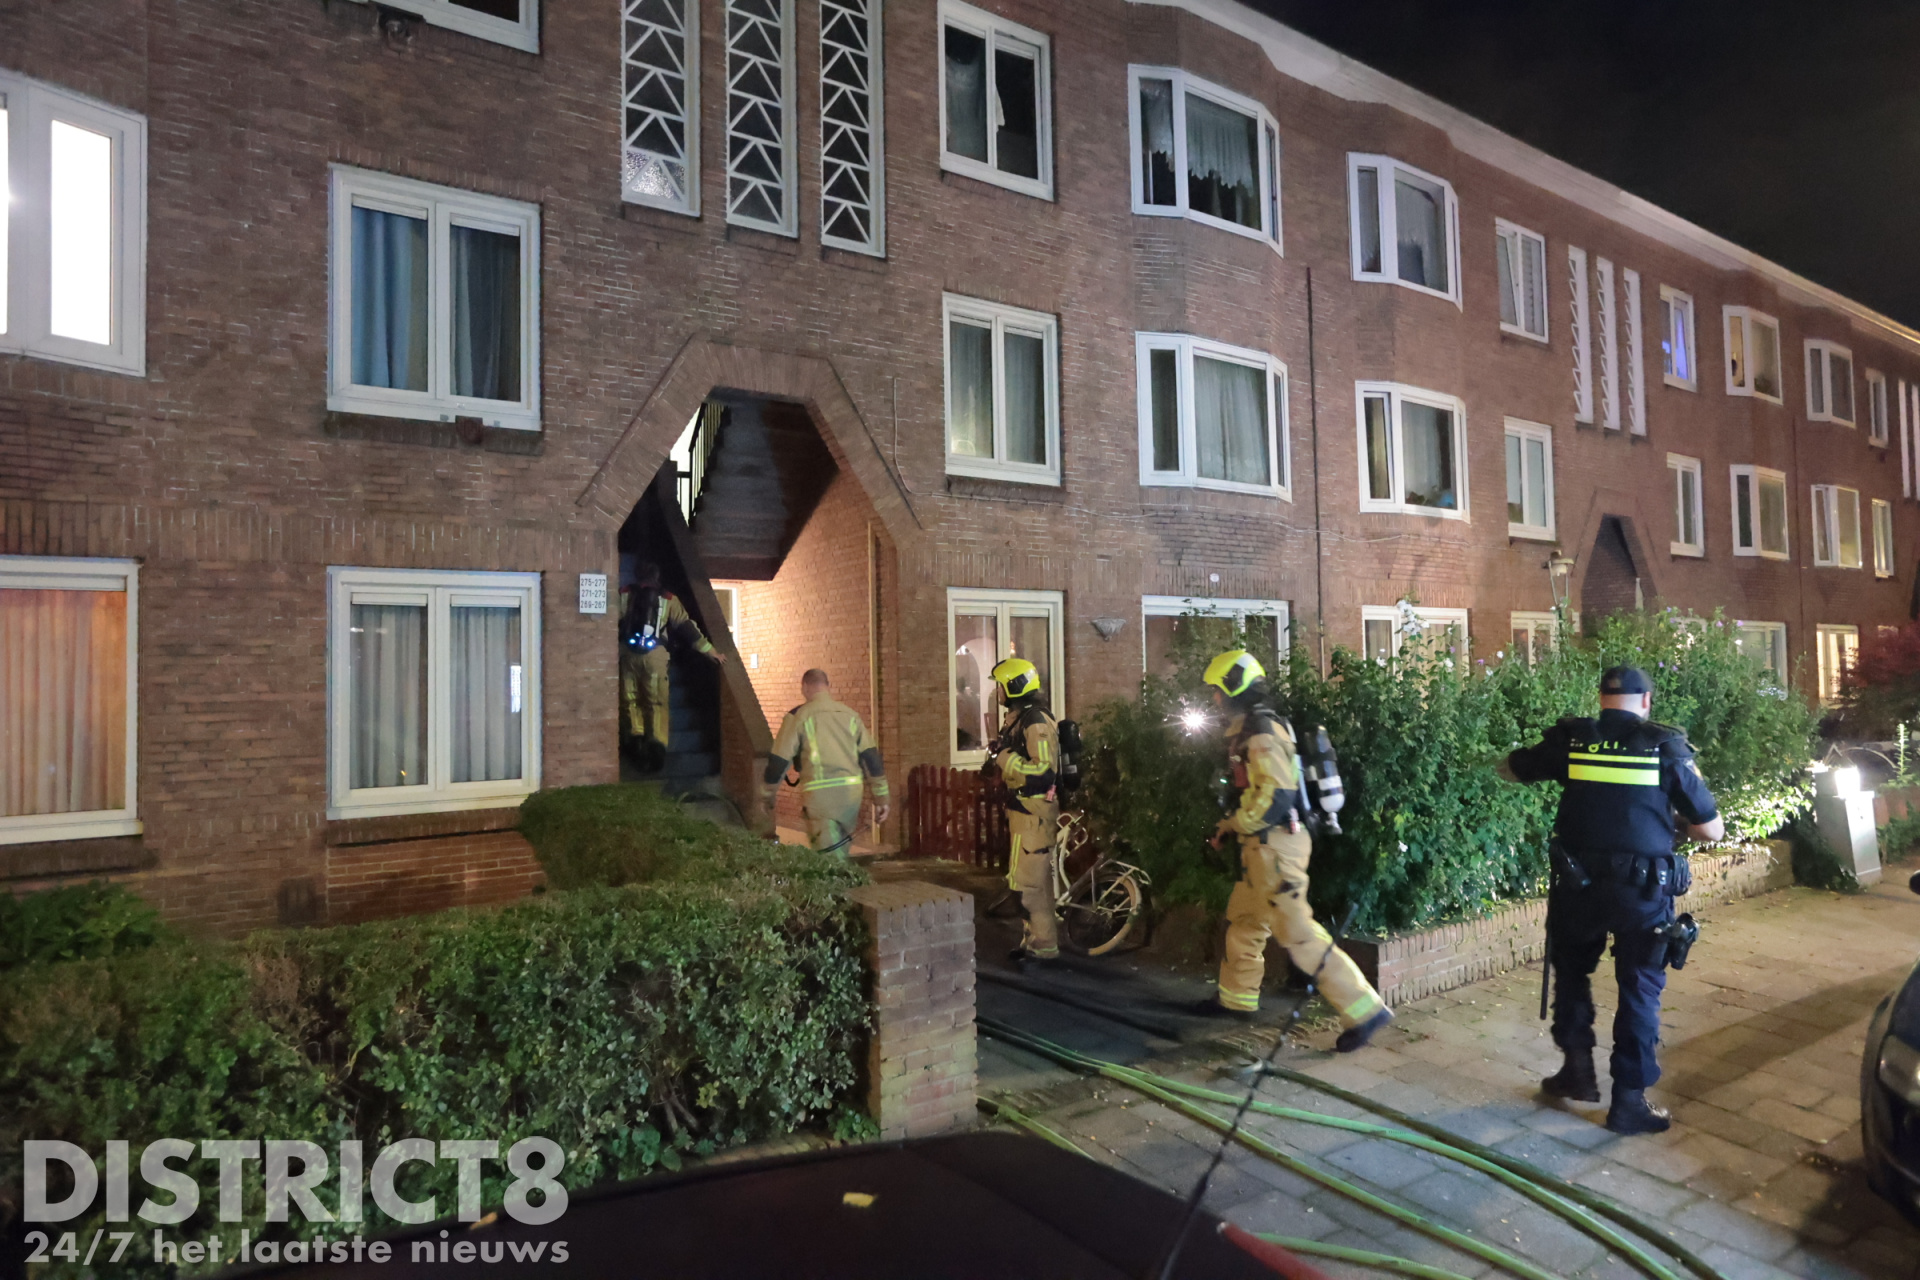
1051;810;1152;956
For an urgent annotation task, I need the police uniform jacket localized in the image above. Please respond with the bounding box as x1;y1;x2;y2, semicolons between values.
1506;710;1719;857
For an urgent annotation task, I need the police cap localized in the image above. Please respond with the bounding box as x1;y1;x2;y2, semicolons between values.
1600;665;1653;695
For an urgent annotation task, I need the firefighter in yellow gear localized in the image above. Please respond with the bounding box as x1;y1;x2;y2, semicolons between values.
991;657;1062;963
764;669;890;855
1199;649;1392;1052
620;563;724;755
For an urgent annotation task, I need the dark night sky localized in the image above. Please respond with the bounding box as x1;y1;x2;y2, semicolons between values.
1245;0;1920;329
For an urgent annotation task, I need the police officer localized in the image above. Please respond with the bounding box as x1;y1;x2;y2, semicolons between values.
1501;665;1724;1134
991;657;1063;963
619;562;724;763
764;669;890;855
1196;649;1393;1052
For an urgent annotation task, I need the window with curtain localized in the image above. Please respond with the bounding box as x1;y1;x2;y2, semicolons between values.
330;167;541;431
1503;419;1553;539
1136;333;1286;495
0;558;138;846
1816;625;1859;706
1349;154;1459;302
1129;68;1280;246
1361;604;1469;662
946;588;1063;765
1735;621;1788;680
1724;307;1781;402
1874;499;1895;577
1356;383;1468;518
329;568;541;819
1811;484;1863;569
939;0;1051;199
1495;221;1547;340
943;294;1059;484
1660;287;1695;389
0;70;147;375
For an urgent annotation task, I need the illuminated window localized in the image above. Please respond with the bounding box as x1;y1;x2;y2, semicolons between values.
947;588;1062;765
1724;306;1782;402
1660;286;1695;391
1669;454;1704;556
1357;383;1469;519
1730;465;1788;559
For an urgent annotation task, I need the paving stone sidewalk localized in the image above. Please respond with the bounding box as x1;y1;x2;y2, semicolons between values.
984;873;1920;1280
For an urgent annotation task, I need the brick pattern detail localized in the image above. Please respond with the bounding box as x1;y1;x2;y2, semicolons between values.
847;880;977;1139
325;831;545;925
1345;842;1793;1007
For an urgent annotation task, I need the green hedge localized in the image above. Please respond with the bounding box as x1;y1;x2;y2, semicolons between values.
1080;607;1818;936
1;790;869;1275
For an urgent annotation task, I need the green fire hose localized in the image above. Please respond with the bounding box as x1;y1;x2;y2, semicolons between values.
980;1017;1727;1280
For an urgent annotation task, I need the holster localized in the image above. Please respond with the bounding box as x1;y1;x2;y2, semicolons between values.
1655;913;1699;970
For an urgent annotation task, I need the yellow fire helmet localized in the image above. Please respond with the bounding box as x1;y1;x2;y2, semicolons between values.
1203;648;1265;699
991;656;1042;700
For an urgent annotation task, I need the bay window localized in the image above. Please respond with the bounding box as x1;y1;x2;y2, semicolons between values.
939;0;1051;200
328;568;542;819
1348;154;1461;304
1805;339;1855;425
1724;306;1782;402
1361;603;1468;663
944;294;1060;485
0;558;139;845
1130;67;1281;247
1735;621;1789;681
947;588;1062;765
1137;333;1287;496
0;71;146;375
1356;383;1469;518
329;167;541;431
1811;484;1863;569
1141;596;1288;678
1730;465;1789;559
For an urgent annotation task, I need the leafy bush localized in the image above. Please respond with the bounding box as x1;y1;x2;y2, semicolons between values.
1080;606;1818;937
1;791;870;1275
0;880;173;971
1840;621;1920;738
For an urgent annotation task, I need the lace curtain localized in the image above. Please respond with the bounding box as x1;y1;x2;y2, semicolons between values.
0;589;126;817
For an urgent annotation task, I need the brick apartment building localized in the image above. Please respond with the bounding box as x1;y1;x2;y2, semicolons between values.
5;0;1918;932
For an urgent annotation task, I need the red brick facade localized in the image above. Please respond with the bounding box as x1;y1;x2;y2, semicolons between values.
5;0;1917;930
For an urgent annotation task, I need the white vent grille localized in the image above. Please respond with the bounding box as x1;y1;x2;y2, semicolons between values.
725;0;796;234
622;0;699;214
1569;245;1592;423
820;0;883;254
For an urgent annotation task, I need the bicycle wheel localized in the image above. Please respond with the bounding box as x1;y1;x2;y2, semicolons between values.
1062;866;1143;956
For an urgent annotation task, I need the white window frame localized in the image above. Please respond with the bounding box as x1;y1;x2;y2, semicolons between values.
724;0;799;236
942;293;1061;485
327;166;541;432
1734;620;1789;682
937;0;1053;201
326;567;543;821
1355;382;1471;520
1660;285;1696;391
1127;66;1281;251
1874;497;1895;579
1570;245;1593;423
1804;339;1855;426
1347;154;1462;306
1729;464;1789;560
1723;306;1783;404
1140;596;1289;673
1816;624;1859;707
1493;219;1547;342
1866;369;1890;445
1623;267;1646;436
1502;417;1554;541
1596;257;1619;431
1361;603;1469;661
343;0;539;51
0;556;140;845
946;587;1064;767
621;0;701;216
1668;453;1704;557
1135;332;1289;498
1810;484;1864;570
1508;611;1559;665
819;0;885;256
0;71;147;376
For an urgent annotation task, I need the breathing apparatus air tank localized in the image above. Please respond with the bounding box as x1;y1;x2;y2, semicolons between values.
1302;725;1345;834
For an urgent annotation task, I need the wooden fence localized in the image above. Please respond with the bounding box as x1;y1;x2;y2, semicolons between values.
904;765;1009;868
